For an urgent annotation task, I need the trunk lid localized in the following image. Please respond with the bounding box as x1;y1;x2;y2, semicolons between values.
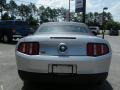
25;34;98;56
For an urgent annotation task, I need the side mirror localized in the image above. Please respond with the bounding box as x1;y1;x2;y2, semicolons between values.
92;31;97;36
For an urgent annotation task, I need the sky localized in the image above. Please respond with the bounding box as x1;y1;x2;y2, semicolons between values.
7;0;120;21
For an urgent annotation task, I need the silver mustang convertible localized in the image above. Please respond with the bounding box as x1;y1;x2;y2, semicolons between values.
15;22;112;84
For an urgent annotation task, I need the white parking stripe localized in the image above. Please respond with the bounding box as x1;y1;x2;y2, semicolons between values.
0;51;2;55
0;84;3;90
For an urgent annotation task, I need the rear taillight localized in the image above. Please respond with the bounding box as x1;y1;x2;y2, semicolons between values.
87;43;109;56
17;42;39;55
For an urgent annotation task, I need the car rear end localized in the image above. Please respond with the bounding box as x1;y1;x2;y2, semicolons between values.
15;22;112;84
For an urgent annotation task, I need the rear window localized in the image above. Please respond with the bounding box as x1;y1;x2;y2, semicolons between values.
6;21;14;25
0;21;28;26
38;25;90;34
0;21;13;25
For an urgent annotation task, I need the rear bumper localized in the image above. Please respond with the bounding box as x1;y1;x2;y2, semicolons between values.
16;52;112;74
18;70;108;83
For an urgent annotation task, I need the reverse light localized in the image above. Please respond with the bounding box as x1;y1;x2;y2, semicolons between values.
17;42;39;55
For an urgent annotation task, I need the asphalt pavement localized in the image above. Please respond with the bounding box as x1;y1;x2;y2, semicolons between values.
0;35;120;90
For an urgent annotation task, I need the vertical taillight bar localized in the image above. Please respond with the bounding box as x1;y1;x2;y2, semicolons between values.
31;43;39;55
96;44;102;56
87;43;94;56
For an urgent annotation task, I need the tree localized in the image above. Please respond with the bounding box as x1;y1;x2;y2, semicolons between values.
37;6;44;22
28;3;37;16
59;7;67;20
38;6;45;15
86;12;94;26
2;12;11;20
4;4;10;13
1;0;119;30
44;7;58;21
86;12;114;27
0;0;6;19
106;21;120;30
50;9;58;21
94;12;99;18
26;15;39;29
9;0;17;18
38;6;58;23
18;4;31;20
106;12;113;21
40;11;49;23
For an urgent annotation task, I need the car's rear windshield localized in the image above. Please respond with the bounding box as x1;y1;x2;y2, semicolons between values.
38;25;90;34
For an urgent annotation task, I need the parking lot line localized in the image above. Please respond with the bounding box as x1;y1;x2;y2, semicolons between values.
0;84;3;90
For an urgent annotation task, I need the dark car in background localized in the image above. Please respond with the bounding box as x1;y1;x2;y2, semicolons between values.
109;29;119;36
0;20;32;43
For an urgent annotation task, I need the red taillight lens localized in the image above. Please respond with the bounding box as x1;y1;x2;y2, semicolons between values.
96;44;102;55
103;44;109;54
87;43;109;56
87;43;94;56
17;42;39;55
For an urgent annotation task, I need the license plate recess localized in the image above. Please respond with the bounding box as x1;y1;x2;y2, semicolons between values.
48;64;77;74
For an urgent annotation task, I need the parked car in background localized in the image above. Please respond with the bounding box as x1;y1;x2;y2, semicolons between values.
89;26;100;35
0;20;32;43
109;28;119;36
16;22;112;84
